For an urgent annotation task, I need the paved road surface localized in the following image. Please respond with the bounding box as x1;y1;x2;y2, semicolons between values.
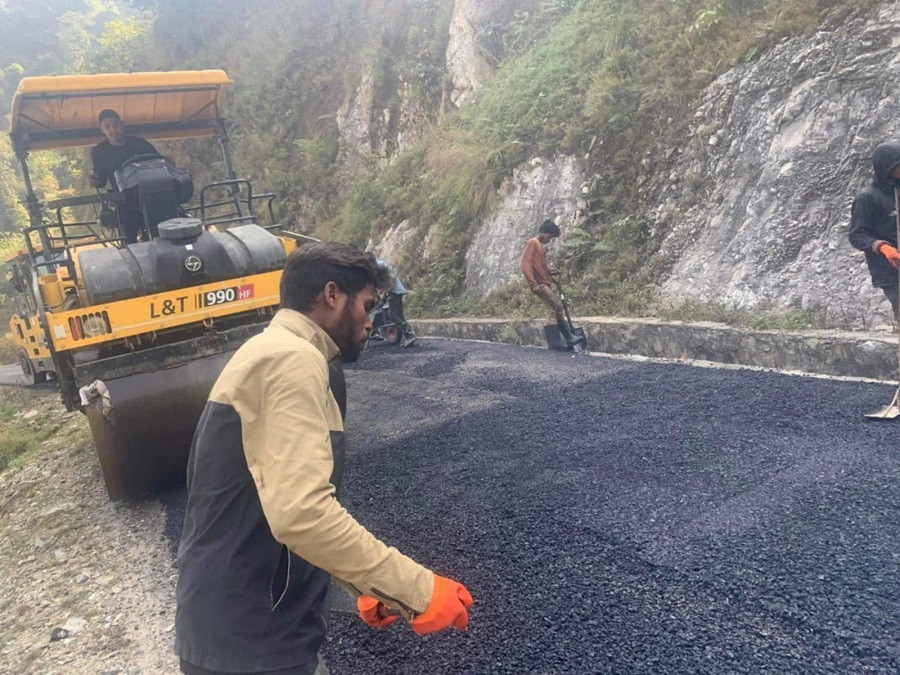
0;363;28;386
161;339;898;673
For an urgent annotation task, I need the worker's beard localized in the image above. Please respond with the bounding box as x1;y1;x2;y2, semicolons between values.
334;300;364;364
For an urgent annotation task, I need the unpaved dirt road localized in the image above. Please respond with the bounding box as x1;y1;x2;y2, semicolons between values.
1;339;897;673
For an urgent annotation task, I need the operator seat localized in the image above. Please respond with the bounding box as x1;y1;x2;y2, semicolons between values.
113;156;194;243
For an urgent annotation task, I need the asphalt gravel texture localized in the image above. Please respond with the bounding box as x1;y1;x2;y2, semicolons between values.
162;338;899;674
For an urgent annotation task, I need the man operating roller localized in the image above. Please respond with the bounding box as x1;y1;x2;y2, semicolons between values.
89;109;159;189
89;109;161;242
175;242;473;675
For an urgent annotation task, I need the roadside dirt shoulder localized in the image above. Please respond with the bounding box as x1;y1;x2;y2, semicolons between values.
0;385;178;674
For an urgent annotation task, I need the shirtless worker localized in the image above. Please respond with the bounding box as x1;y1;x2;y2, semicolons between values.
521;219;580;348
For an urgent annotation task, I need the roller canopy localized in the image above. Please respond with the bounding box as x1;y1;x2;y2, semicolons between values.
10;70;232;151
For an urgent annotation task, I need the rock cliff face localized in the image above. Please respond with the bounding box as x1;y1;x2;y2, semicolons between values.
336;67;382;169
463;156;584;294
444;0;494;108
336;0;542;163
445;0;538;107
647;2;900;329
355;1;898;328
368;155;584;294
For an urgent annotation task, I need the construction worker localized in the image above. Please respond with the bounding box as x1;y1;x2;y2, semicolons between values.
89;109;160;242
849;142;900;327
175;242;473;675
376;258;416;347
89;109;159;189
521;219;579;347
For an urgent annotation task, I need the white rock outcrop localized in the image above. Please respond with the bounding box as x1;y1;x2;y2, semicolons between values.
445;0;539;107
464;156;584;294
649;3;900;329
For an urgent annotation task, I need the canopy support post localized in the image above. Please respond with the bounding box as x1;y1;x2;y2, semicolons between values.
215;117;244;220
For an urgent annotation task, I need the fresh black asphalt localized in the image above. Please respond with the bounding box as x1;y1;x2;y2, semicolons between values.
161;338;899;673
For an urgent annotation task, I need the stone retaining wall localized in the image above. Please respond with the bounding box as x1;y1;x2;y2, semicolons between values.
410;317;898;382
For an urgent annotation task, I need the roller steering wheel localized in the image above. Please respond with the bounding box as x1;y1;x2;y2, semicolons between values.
119;152;164;169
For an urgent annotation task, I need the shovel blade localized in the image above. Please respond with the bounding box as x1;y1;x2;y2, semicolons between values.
865;389;900;420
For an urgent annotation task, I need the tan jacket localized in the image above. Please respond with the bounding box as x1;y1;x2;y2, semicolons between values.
176;309;432;672
218;309;433;612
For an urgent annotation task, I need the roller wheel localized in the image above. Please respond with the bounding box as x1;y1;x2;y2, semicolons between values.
18;349;47;385
383;324;402;345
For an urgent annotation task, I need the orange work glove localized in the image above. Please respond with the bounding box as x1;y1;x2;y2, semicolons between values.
357;595;399;628
877;242;900;269
410;575;473;636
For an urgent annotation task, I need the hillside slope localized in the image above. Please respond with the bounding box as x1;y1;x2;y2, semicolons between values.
2;0;896;331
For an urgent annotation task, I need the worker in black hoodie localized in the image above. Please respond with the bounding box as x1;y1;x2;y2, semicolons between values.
849;142;900;324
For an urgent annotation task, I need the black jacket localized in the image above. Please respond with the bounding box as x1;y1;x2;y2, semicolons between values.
90;135;159;188
849;143;900;288
175;310;433;673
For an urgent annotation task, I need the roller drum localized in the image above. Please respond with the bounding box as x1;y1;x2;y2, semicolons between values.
85;353;232;500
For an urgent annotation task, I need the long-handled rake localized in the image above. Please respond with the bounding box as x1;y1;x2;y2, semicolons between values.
865;187;900;420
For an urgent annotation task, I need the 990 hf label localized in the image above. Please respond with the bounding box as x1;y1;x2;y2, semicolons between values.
199;283;255;307
149;283;256;318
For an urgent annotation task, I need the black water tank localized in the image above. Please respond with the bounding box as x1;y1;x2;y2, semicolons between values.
78;220;286;305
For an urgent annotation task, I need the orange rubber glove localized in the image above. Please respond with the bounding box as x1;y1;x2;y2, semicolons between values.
357;595;399;628
877;242;900;269
411;575;473;636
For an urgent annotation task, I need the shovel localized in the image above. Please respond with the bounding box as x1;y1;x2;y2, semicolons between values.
551;274;587;353
865;187;900;420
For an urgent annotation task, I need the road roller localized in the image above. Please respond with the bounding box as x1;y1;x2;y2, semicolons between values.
5;70;304;500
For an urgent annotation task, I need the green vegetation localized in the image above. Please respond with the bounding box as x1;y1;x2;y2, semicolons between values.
0;0;886;333
0;389;57;473
654;298;843;332
0;2;152;235
326;0;882;321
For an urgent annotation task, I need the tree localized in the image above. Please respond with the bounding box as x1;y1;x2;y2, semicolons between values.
87;14;154;73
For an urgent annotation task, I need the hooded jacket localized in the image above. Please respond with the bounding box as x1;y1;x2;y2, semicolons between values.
175;309;433;673
849;142;900;288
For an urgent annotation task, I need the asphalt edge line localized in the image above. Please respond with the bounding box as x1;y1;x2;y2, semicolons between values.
419;337;891;385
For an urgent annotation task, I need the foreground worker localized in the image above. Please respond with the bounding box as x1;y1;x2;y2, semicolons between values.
175;242;473;675
849;142;900;324
521;219;579;347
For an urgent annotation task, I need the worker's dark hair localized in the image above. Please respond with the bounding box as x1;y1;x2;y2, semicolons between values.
539;219;560;237
280;241;378;312
98;109;121;124
374;260;397;293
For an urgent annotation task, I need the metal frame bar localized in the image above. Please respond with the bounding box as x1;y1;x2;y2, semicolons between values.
13;118;218;148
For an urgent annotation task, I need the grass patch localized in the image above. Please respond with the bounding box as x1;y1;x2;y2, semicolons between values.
653;298;843;331
0;430;36;473
0;386;68;474
0;334;20;364
417;276;845;333
0;423;51;473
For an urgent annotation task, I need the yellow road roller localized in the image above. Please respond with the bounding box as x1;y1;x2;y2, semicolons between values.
7;245;55;384
6;70;305;500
